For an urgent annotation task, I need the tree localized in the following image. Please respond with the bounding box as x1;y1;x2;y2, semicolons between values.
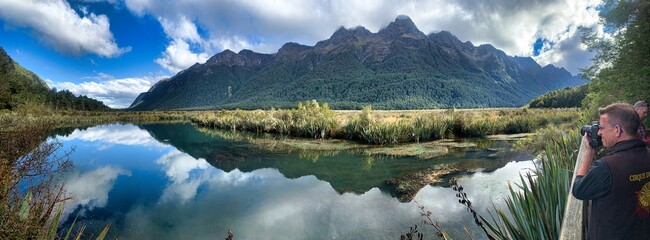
582;0;650;116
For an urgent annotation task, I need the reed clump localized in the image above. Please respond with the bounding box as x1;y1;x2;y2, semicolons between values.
1;109;198;132
194;100;339;139
193;101;580;145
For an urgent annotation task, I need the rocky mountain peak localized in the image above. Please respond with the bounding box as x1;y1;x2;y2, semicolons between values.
331;26;371;41
206;49;238;65
378;15;426;40
130;15;585;111
238;49;256;57
205;49;272;67
315;26;371;48
276;42;312;60
430;31;458;42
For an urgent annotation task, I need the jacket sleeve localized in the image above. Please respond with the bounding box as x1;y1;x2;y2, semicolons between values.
572;159;612;200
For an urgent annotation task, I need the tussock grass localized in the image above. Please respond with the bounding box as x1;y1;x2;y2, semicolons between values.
0;109;198;133
194;100;339;139
193;101;581;145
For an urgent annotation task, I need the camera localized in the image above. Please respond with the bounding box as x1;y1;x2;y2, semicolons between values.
581;121;602;148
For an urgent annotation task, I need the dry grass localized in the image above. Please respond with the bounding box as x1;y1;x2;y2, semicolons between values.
194;103;581;145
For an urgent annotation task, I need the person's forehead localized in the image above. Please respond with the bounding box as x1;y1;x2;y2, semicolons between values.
600;114;610;123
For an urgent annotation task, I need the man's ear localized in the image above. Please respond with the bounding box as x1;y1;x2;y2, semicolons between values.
617;125;624;137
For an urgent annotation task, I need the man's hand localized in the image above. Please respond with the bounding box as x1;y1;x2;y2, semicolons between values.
583;133;596;157
577;133;596;176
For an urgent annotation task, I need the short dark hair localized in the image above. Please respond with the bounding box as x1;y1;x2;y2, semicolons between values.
599;103;640;136
634;100;648;109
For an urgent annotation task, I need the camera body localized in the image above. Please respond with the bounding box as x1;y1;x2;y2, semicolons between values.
581;121;603;148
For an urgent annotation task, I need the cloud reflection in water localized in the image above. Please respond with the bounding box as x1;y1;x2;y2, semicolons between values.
54;123;535;239
122;157;534;239
62;166;131;220
61;124;166;149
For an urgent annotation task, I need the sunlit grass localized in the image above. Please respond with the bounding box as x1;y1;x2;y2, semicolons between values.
193;101;581;145
0;109;199;133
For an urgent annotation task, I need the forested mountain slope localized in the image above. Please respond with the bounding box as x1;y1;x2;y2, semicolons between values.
131;16;585;110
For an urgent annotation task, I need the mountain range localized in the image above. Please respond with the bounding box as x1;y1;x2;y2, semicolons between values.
130;15;585;110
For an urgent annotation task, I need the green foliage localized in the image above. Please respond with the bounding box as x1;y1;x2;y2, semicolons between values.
194;100;339;139
581;0;650;117
0;47;110;111
194;102;580;145
528;85;589;109
44;89;110;111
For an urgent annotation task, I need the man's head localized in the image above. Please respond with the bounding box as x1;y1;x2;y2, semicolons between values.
598;103;640;148
634;100;648;120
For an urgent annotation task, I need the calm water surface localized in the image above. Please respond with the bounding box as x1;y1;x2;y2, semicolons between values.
53;123;534;239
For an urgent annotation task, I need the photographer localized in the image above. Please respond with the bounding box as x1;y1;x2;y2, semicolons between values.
634;100;650;146
573;103;650;240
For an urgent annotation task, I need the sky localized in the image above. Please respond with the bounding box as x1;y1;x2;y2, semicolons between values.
0;0;605;108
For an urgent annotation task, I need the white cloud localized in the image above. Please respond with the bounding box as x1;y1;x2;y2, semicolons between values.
533;29;596;74
0;0;130;57
151;14;211;73
124;0;151;16
79;0;119;4
158;15;202;43
154;39;209;73
50;73;168;108
122;0;603;75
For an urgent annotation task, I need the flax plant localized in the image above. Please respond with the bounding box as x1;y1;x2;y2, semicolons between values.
482;130;581;240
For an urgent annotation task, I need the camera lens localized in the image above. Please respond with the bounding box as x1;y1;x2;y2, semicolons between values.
581;125;591;136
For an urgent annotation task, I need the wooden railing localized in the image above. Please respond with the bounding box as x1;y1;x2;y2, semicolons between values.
559;140;587;240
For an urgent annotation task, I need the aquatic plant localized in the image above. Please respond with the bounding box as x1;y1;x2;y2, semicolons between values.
195;100;340;139
193;103;580;145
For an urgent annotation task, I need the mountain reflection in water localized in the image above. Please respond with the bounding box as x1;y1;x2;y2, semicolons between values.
54;123;534;239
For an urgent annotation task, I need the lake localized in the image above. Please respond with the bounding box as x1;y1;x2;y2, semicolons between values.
51;123;535;239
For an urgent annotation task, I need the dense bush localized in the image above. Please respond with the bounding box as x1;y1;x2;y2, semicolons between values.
528;84;588;109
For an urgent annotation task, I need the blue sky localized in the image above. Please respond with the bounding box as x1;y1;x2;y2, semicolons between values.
0;0;605;108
